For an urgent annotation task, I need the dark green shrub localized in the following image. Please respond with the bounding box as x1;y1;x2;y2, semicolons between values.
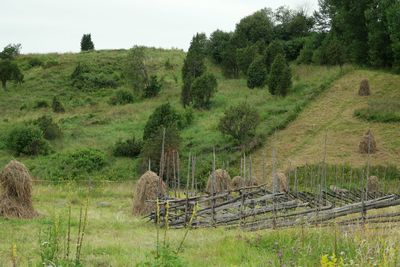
52;97;65;113
27;57;43;68
264;40;285;71
218;102;260;144
236;45;258;75
34;100;49;109
268;54;292;96
59;148;106;177
143;103;181;140
164;58;173;70
247;56;267;89
113;136;142;158
140;126;180;174
109;89;134;105
143;75;162;98
34;115;63;140
191;73;218;109
6;124;50;155
284;38;306;61
179;108;194;128
71;63;119;90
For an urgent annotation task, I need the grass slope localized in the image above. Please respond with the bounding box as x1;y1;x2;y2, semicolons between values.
252;69;400;182
0;49;345;185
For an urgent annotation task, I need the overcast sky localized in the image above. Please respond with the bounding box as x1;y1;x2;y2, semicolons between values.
1;0;318;54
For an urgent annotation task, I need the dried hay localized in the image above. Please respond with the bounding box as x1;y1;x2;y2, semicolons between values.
245;177;259;187
273;172;288;192
232;176;245;190
329;185;349;194
0;160;38;219
206;169;232;194
367;176;380;193
358;79;370;96
132;171;167;216
359;129;377;154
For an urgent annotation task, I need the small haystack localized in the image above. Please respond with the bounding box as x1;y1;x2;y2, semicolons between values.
329;185;349;194
358;79;371;96
232;176;246;190
0;160;38;219
132;171;167;216
359;129;377;154
206;169;232;194
245;178;259;187
273;172;288;192
367;176;380;193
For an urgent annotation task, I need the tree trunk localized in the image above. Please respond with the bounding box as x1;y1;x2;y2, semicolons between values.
1;80;6;90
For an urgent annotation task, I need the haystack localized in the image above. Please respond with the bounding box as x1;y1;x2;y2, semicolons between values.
132;171;167;216
273;172;288;192
245;177;259;187
0;160;38;219
206;169;232;194
367;176;380;193
232;176;245;190
359;129;377;154
358;79;370;96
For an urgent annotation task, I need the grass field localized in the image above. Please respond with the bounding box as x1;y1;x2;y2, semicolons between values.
1;182;400;266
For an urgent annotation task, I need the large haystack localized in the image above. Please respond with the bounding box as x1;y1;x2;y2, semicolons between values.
367;176;380;193
273;172;288;192
206;169;232;194
232;176;245;190
358;79;370;96
0;160;38;219
132;171;167;216
359;129;377;154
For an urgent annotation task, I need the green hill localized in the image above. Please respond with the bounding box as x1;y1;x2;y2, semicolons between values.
0;48;346;184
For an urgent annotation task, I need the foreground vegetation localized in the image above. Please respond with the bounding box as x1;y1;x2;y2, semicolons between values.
1;182;399;266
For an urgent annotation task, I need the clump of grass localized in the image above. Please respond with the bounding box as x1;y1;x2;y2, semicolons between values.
39;203;88;266
354;98;400;123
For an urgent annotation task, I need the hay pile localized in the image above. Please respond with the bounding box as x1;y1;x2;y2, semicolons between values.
232;176;245;190
359;129;377;154
273;172;288;192
132;171;167;216
0;160;38;219
206;169;232;194
358;79;370;96
367;176;380;193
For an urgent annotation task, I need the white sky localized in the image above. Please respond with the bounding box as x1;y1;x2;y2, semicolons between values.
0;0;319;54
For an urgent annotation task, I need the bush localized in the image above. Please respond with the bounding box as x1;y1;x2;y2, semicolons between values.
43;59;59;69
71;63;120;90
34;115;63;140
264;40;285;71
191;73;218;109
143;103;182;140
113;136;142;158
34;100;49;109
27;57;43;68
218;102;260;144
164;58;173;70
6;124;50;156
59;148;106;177
109;89;134;105
52;97;65;113
140;126;180;174
143;75;162;98
236;45;258;75
247;56;267;89
268;54;292;96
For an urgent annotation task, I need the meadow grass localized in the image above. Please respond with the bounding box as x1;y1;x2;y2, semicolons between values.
0;49;347;186
1;182;399;266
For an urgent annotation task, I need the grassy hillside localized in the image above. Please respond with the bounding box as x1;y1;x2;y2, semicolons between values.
252;69;400;183
0;48;346;185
